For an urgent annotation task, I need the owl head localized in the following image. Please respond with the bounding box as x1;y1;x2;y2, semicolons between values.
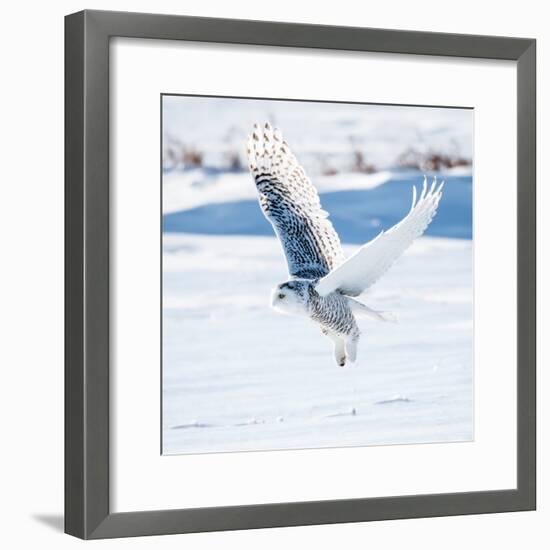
271;279;311;315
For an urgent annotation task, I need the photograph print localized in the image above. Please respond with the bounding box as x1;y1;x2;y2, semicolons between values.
162;95;473;455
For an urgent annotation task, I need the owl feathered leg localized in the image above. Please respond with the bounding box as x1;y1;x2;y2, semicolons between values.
322;329;347;367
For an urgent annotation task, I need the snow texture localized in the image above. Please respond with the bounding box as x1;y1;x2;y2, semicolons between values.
162;231;473;454
163;96;472;172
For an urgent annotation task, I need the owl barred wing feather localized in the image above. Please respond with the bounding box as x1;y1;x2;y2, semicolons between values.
315;177;444;297
247;123;344;279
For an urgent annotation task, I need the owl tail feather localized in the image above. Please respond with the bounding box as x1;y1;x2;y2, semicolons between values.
347;297;397;323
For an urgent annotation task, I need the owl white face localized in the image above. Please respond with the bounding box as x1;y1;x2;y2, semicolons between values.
271;281;309;316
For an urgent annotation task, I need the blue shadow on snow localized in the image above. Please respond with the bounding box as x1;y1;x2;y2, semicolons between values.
163;175;472;243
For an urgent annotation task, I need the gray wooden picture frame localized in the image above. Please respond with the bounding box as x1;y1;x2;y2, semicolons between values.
65;9;536;540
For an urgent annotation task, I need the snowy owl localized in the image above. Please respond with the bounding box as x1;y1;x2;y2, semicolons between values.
247;123;443;367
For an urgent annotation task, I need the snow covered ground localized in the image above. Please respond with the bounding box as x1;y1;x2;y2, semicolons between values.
162;232;473;455
162;168;393;214
163;96;473;172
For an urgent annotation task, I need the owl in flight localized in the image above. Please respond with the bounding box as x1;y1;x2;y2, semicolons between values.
247;123;443;367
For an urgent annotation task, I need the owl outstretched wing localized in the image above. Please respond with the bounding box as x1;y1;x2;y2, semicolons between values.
247;123;344;279
315;177;444;297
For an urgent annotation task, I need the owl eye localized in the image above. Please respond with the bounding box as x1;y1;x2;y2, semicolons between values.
278;293;286;299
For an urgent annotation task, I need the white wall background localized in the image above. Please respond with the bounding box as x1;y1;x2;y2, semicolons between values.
0;0;544;548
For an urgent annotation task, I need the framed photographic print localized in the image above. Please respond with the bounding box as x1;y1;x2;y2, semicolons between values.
65;9;536;539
